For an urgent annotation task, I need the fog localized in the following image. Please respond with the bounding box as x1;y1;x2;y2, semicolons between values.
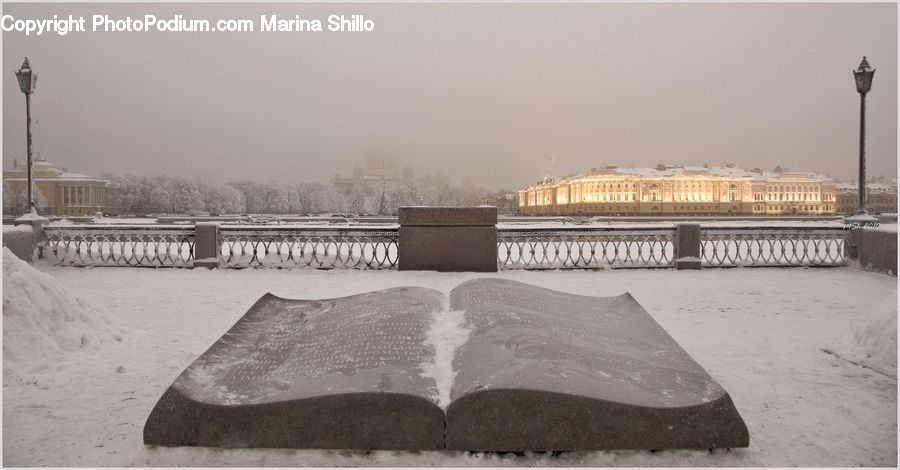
3;3;897;189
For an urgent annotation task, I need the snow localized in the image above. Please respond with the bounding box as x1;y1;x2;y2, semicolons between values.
91;217;159;225
2;224;33;237
418;304;472;409
2;248;125;388
853;293;898;374
46;218;76;227
834;182;898;192
2;262;896;466
13;208;49;223
706;166;754;178
57;172;98;180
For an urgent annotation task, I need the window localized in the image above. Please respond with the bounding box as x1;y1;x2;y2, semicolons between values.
650;183;660;202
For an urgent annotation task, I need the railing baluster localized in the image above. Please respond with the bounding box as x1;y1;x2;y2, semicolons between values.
497;228;677;270
40;224;848;270
41;225;195;267
698;227;848;268
214;226;399;269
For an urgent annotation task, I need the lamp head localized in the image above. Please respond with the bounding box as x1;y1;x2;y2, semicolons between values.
15;57;37;95
853;56;875;94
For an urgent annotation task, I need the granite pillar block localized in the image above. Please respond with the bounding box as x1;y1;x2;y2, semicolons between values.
194;223;219;269
675;224;701;270
398;207;498;272
859;229;898;275
399;207;497;227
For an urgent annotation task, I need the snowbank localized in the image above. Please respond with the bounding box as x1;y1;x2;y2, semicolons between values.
854;293;898;375
2;247;125;387
91;216;158;225
3;223;33;238
46;218;75;227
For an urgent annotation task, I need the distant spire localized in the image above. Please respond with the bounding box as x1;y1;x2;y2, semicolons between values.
857;56;871;72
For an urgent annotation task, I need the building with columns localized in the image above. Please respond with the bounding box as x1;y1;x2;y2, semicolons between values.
751;171;837;215
3;159;112;216
518;165;837;216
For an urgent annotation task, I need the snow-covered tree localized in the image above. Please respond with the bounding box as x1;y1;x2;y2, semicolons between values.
149;186;173;213
2;183;48;215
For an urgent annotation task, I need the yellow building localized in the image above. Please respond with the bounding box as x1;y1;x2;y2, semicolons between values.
751;172;836;215
518;165;837;216
3;159;111;216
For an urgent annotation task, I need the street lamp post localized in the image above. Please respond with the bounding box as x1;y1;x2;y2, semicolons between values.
852;56;875;215
15;57;38;213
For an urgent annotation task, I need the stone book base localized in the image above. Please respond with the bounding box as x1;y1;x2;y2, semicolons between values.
144;279;749;451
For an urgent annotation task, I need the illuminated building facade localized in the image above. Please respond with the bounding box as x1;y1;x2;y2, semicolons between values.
518;165;838;216
2;159;111;216
751;172;837;215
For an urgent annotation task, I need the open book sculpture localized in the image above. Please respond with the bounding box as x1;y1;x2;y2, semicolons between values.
144;279;749;451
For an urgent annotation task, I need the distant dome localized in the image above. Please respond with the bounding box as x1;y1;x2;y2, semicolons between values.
30;159;63;178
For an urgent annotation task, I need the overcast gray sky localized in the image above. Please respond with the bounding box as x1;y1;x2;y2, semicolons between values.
3;3;897;189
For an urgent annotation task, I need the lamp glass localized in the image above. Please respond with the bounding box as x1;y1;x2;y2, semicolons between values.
854;70;874;94
15;69;36;94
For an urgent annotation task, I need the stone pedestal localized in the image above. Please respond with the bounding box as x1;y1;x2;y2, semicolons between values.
398;207;497;272
13;209;49;261
844;214;880;260
3;225;35;261
675;224;701;270
858;229;898;275
194;223;219;269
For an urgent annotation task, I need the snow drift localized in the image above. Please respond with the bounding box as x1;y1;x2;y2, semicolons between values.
854;293;898;375
3;247;125;386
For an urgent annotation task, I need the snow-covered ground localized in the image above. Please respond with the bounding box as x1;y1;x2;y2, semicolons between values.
2;251;896;467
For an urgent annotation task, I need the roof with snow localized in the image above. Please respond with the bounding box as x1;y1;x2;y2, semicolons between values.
538;165;770;186
834;182;896;192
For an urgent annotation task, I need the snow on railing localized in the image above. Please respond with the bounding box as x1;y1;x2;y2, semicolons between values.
497;227;676;269
217;226;399;269
42;225;195;267
699;227;848;267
